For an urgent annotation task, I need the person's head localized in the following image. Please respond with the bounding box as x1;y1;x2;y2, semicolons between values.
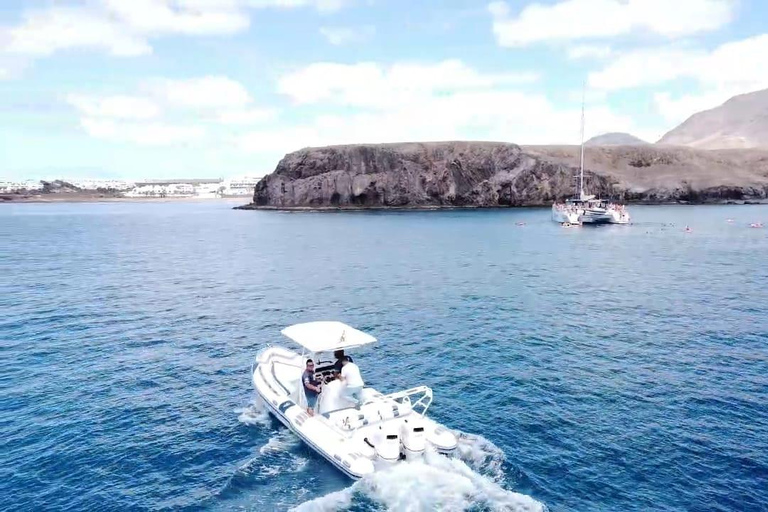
334;350;345;359
306;359;314;371
340;356;350;365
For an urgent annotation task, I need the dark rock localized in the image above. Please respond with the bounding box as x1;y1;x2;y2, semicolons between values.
241;141;768;209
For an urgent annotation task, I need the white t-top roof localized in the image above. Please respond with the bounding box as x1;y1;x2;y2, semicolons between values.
281;321;377;353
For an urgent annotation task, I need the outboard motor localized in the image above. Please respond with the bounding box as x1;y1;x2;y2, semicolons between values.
400;418;427;459
371;425;400;465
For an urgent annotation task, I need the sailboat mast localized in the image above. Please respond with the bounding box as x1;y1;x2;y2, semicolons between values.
579;84;585;200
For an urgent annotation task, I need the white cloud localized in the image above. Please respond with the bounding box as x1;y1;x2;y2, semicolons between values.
100;0;250;36
319;25;375;45
5;7;151;57
588;47;705;91
217;107;278;124
589;34;768;92
567;44;612;60
277;60;539;108
2;0;352;65
588;34;768;128
240;61;638;154
66;75;277;145
240;60;643;155
80;118;205;145
149;76;253;108
237;94;637;153
66;94;161;120
488;0;735;47
246;0;349;12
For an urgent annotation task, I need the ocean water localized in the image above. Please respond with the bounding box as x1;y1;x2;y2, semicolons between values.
2;202;767;512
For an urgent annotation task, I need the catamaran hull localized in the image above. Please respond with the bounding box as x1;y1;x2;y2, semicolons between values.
551;207;582;225
580;215;612;224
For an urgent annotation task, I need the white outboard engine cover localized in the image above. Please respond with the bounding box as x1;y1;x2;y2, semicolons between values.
427;424;458;453
373;425;400;464
400;418;427;459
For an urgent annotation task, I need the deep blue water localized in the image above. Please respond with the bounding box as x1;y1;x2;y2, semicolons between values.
2;202;768;512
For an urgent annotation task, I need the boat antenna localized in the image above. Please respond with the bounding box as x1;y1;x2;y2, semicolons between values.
579;81;585;200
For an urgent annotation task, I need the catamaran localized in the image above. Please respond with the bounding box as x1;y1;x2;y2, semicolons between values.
251;321;458;479
551;93;630;225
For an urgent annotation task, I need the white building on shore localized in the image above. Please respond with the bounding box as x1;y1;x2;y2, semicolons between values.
124;179;222;198
222;175;264;196
69;179;135;191
2;174;266;197
0;179;44;193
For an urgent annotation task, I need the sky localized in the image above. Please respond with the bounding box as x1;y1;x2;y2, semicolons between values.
1;0;767;180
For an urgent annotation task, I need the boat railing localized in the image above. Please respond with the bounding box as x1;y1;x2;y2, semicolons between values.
383;386;433;417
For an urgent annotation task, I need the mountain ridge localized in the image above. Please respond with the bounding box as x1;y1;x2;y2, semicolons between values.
585;133;648;146
658;88;768;149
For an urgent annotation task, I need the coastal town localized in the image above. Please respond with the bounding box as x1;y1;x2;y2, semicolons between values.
0;175;263;200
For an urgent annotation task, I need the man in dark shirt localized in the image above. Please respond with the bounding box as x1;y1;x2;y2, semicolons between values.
333;349;353;374
302;359;322;416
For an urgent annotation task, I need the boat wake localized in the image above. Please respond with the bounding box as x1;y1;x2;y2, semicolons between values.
208;429;311;511
235;397;272;428
291;430;545;512
234;398;307;477
238;431;308;478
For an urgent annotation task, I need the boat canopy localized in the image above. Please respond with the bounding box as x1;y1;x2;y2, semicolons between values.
281;321;377;353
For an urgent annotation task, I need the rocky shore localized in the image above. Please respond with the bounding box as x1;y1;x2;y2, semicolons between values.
237;142;768;209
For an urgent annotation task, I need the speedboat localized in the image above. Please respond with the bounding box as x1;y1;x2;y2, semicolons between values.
251;321;458;479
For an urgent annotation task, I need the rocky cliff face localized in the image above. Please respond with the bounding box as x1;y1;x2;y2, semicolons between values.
244;141;768;208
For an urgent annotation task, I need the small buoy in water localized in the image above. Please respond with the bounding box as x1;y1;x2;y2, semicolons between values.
516;222;526;226
684;226;692;233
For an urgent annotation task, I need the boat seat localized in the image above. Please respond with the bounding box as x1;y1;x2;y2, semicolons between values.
376;401;412;421
337;410;374;431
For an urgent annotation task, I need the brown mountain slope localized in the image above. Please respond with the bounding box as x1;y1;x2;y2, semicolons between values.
658;88;768;149
585;132;648;146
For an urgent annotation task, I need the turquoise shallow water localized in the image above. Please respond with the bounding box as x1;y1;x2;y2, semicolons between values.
2;202;768;511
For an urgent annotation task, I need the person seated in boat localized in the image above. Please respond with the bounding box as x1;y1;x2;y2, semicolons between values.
302;359;322;416
338;356;365;406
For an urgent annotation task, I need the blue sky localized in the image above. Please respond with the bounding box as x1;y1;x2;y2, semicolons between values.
1;0;767;180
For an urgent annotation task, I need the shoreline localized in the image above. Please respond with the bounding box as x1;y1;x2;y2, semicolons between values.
235;200;768;211
0;195;249;204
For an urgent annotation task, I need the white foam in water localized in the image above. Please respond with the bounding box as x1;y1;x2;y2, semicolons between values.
292;439;545;512
259;430;302;455
235;397;271;428
454;430;508;483
290;488;354;512
238;431;308;479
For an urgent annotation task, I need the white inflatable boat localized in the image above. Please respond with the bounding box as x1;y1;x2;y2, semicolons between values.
251;321;458;479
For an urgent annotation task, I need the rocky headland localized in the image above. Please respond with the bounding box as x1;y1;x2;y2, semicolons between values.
238;141;768;209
